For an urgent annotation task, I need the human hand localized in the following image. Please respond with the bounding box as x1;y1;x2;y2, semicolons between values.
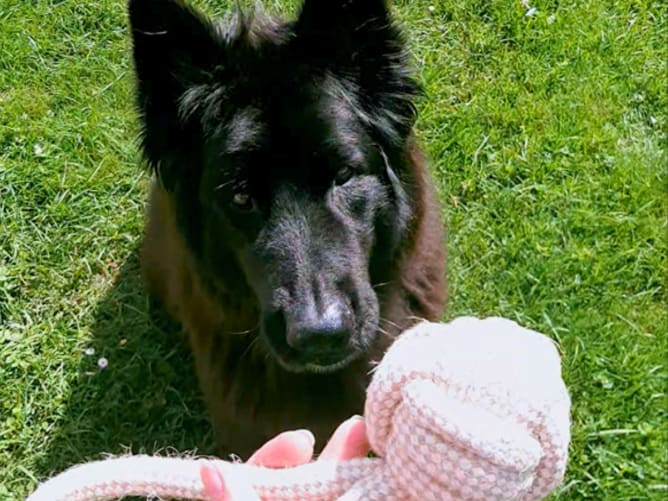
200;415;370;500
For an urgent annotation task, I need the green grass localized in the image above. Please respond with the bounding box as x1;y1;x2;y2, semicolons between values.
0;0;665;498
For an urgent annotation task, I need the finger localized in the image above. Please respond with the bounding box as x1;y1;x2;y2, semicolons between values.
200;464;229;501
247;429;315;468
201;464;226;501
200;464;260;501
318;415;370;461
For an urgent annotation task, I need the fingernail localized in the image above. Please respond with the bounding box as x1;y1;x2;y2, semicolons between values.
295;429;315;448
200;464;226;499
332;415;364;436
346;415;364;426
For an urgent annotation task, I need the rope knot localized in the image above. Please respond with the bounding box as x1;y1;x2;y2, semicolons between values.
356;317;571;501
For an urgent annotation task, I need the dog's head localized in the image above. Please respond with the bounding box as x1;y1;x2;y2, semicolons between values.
129;0;419;373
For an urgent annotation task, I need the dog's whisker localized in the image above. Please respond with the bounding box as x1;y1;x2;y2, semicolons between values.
375;325;394;340
238;334;265;365
379;316;402;329
406;315;429;323
223;323;260;336
135;29;168;36
214;180;236;191
262;349;271;364
372;281;392;290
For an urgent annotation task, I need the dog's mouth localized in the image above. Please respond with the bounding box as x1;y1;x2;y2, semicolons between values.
290;352;361;374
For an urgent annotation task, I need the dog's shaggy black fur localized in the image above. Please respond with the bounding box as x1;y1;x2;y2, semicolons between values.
128;0;447;458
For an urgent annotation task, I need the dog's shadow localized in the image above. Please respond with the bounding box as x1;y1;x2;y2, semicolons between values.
35;248;215;484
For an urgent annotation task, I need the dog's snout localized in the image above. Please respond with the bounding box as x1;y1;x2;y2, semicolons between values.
285;299;353;360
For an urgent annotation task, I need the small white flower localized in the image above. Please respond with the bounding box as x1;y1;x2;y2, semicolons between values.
526;7;537;17
428;5;435;13
97;357;109;370
84;347;96;356
33;144;44;156
547;14;556;24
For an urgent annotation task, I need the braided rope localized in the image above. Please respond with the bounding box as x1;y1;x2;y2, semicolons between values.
26;317;571;501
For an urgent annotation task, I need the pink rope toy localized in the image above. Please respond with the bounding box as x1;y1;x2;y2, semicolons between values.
27;317;572;501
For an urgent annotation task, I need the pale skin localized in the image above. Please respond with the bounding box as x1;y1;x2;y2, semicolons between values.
199;416;371;500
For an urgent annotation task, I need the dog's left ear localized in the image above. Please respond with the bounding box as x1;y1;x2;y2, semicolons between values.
294;0;419;144
128;0;224;190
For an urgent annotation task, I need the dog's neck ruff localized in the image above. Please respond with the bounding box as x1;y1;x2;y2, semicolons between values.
27;317;571;501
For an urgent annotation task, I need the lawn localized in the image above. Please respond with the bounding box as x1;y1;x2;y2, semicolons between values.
0;0;665;499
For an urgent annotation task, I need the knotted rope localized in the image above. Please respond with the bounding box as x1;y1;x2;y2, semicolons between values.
27;317;571;501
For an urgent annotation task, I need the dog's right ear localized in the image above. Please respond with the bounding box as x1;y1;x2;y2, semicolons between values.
293;0;419;147
128;0;222;189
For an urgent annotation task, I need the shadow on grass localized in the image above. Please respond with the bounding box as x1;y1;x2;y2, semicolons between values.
35;248;215;483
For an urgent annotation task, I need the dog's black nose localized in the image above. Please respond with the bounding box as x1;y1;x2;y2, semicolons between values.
285;300;353;360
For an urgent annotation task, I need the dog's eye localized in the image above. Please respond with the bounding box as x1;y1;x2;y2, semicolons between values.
231;192;256;212
335;167;354;186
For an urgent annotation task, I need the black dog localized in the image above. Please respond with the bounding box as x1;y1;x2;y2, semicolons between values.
128;0;447;458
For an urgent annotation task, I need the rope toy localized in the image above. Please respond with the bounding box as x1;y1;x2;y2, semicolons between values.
27;317;572;501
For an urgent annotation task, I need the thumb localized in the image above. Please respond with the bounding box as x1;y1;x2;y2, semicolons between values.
200;464;261;501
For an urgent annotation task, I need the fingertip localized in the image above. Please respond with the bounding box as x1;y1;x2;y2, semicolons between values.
247;430;315;467
318;415;370;461
200;464;227;501
344;417;371;458
295;429;316;449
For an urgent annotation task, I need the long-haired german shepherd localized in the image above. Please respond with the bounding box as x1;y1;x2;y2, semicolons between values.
128;0;447;458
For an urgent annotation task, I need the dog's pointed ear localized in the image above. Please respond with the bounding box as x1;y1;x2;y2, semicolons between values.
129;0;220;91
296;0;390;25
293;0;419;145
294;0;393;64
128;0;222;189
